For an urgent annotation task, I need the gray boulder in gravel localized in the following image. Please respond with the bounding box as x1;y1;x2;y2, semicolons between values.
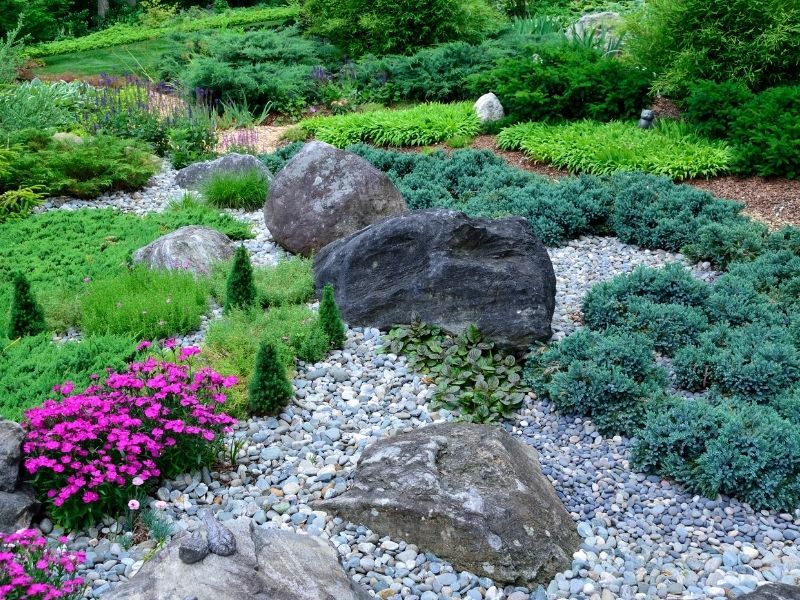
107;518;371;600
0;419;24;493
264;141;407;256
316;422;579;587
474;92;505;123
175;153;272;190
313;208;556;350
738;584;800;600
132;226;235;275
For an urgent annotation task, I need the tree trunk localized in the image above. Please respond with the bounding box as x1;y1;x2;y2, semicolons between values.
97;0;109;20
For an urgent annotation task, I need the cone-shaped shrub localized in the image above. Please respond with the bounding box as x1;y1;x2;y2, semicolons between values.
8;273;46;338
226;245;256;311
319;283;346;349
248;341;293;415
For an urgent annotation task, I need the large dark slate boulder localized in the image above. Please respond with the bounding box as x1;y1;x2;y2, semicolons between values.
739;584;800;600
0;419;24;493
107;519;370;600
0;487;38;533
132;226;235;275
315;422;579;587
175;153;272;191
314;209;556;349
264;141;407;256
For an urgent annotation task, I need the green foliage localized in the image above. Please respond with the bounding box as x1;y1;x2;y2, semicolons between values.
0;334;137;421
248;341;293;415
729;86;800;179
225;246;257;312
28;5;300;57
0;17;26;84
211;256;314;309
203;306;329;417
631;397;800;512
385;320;525;422
527;329;666;434
201;169;269;210
8;273;47;339
319;283;346;350
79;267;209;339
300;103;481;148
1;130;159;199
470;42;651;123
496;120;732;180
682;81;754;139
682;221;769;269
625;0;800;96
162;195;253;241
0;206;250;338
0;186;45;223
301;0;503;57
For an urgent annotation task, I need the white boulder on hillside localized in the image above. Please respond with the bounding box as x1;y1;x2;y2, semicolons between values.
474;92;505;123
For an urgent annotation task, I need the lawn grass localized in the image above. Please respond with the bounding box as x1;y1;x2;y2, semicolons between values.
33;39;175;78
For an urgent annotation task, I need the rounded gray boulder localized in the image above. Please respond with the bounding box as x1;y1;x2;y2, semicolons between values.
175;153;273;191
264;141;408;257
132;226;235;275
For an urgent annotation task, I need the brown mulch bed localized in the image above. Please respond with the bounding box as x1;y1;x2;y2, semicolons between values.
465;135;800;230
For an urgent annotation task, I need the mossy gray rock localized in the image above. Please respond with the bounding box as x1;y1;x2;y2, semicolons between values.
132;226;235;275
315;422;579;587
175;153;272;190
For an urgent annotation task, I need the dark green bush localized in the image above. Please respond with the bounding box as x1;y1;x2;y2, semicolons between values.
0;334;137;421
632;397;800;512
319;283;346;349
683;81;754;139
526;329;666;435
469;42;652;123
301;0;503;57
729;86;800;179
8;273;47;339
681;221;769;269
621;299;710;355
626;0;800;96
226;246;257;312
1;130;159;199
248;341;293;415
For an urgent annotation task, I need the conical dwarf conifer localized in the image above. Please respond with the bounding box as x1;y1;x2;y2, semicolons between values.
8;273;46;338
226;245;256;311
248;341;293;415
319;283;346;349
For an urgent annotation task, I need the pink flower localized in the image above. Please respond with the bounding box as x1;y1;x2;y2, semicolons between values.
154;500;167;510
136;341;152;352
163;338;177;350
132;476;144;486
128;499;140;511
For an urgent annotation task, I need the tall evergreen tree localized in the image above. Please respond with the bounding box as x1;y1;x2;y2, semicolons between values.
248;341;292;415
319;283;346;349
8;273;46;338
226;245;256;311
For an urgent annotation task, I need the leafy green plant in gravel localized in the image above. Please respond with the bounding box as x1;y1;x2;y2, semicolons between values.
203;306;329;417
202;169;269;210
0;334;137;421
0;205;250;337
385;320;526;423
300;103;480;148
8;273;47;339
0;187;45;223
526;329;667;435
2;130;159;199
211;257;314;309
319;284;346;350
496;120;732;180
248;341;293;416
80;267;210;339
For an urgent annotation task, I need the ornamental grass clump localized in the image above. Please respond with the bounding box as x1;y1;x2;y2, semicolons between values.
23;343;237;529
8;273;47;339
0;529;85;600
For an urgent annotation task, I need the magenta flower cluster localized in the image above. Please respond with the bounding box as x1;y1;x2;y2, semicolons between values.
0;529;84;599
22;346;236;527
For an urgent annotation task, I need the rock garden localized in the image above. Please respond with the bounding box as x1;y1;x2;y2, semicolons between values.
1;1;799;600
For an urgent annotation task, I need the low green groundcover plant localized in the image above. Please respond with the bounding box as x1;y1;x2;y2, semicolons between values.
22;342;237;529
80;267;210;340
300;103;481;148
203;306;330;417
384;319;526;423
497;120;732;180
202;169;269;211
0;206;251;338
527;236;800;510
211;256;314;309
0;334;137;421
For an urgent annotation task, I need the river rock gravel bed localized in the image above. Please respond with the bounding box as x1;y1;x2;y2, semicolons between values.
33;171;799;600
